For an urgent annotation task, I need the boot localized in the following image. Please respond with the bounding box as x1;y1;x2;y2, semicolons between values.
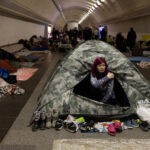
32;111;40;132
46;113;52;129
40;111;46;130
52;110;59;128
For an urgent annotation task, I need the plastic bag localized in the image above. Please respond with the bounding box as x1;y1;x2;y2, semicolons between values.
136;99;150;125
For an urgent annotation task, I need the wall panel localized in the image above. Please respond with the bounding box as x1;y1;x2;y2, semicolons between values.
0;15;45;46
107;15;150;41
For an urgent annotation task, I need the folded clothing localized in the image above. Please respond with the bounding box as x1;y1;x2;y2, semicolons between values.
0;84;25;95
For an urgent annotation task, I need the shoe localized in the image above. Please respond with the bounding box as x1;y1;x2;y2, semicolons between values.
121;122;128;130
125;120;133;129
102;126;108;133
40;111;46;130
32;111;40;131
87;120;95;128
46;113;52;129
131;119;139;128
32;121;39;132
64;122;78;133
52;110;59;127
88;127;95;133
55;119;63;130
139;121;149;131
113;121;122;132
40;120;46;130
79;122;88;133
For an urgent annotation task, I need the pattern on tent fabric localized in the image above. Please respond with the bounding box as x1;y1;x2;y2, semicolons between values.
33;41;150;118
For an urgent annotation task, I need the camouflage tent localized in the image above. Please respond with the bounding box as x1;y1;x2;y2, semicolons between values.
34;41;150;118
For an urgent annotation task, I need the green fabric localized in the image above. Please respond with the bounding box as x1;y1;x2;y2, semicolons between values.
76;117;85;122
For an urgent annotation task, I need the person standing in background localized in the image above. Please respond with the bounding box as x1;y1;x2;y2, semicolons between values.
127;27;137;50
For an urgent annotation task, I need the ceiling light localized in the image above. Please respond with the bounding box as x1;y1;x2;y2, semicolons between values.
94;4;98;8
101;0;105;2
90;9;93;12
97;0;101;5
92;6;95;10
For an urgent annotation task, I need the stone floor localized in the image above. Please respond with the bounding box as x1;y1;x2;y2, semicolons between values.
0;51;150;150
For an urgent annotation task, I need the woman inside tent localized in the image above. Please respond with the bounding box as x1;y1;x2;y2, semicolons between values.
74;57;130;107
90;57;116;105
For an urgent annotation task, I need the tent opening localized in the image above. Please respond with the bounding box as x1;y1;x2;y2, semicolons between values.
73;73;130;107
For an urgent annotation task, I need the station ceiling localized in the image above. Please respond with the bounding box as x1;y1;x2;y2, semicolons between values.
0;0;150;28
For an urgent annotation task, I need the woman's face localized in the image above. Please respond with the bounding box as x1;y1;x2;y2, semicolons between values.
97;63;106;73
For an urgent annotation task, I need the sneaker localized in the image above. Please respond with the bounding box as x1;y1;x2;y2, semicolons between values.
79;122;88;133
80;126;88;133
102;126;108;133
125;120;133;129
139;121;149;131
131;119;139;128
64;122;78;133
55;119;63;130
52;110;59;127
32;111;40;131
46;113;52;129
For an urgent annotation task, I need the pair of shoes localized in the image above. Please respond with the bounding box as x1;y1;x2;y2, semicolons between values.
126;119;139;129
32;111;47;131
139;121;149;131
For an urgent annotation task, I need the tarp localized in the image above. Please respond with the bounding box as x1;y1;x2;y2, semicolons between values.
33;41;150;118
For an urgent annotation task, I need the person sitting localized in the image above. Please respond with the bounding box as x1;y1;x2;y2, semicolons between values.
90;57;116;105
73;57;130;107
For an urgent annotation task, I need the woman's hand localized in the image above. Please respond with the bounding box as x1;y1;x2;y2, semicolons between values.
107;72;114;79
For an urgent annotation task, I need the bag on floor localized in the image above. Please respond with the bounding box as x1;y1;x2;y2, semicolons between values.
0;69;9;78
136;99;150;125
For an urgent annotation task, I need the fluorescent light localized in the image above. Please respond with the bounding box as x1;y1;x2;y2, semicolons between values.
97;0;101;5
101;0;105;2
92;6;95;10
94;4;98;8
